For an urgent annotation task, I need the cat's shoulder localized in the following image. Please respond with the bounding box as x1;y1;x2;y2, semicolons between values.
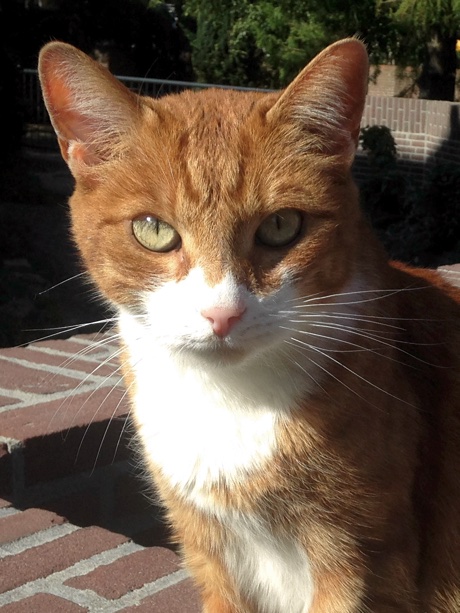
390;260;460;308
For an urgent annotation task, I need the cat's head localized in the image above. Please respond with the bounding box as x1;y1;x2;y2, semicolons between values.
38;39;370;367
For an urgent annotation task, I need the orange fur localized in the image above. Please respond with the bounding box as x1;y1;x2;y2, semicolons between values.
38;39;460;612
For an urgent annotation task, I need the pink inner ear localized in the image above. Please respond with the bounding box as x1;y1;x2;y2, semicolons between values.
39;43;139;169
50;100;102;166
40;55;96;164
41;55;77;139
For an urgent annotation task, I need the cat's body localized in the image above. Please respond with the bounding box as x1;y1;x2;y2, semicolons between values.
38;39;460;612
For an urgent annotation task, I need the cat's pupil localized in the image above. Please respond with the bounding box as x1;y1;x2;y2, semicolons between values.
256;209;303;248
132;216;181;253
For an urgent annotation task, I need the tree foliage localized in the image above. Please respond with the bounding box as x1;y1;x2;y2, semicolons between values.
176;0;397;88
392;0;460;34
377;0;460;99
167;0;458;98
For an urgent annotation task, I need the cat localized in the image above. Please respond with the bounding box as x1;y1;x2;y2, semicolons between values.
38;38;460;612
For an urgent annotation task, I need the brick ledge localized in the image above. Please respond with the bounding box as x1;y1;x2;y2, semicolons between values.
0;332;200;611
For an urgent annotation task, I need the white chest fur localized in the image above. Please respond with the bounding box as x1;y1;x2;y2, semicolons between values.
117;294;308;496
129;348;315;612
119;309;315;612
224;512;314;613
127;341;281;495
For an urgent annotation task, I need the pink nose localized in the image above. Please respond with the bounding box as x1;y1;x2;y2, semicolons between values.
201;305;246;338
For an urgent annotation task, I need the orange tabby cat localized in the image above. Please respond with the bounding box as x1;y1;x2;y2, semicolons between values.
38;39;460;612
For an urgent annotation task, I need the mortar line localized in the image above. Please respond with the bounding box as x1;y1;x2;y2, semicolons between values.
28;345;117;364
0;378;123;414
0;523;79;559
0;354;112;383
0;540;144;607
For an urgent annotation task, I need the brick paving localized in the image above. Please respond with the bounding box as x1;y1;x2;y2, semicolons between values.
0;333;201;611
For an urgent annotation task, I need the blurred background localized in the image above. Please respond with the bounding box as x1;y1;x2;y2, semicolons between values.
1;0;459;347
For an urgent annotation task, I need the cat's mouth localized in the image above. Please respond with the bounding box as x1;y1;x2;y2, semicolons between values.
173;337;250;366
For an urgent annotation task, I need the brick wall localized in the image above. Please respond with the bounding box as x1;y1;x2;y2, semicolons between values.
355;96;460;183
367;64;414;97
367;64;460;100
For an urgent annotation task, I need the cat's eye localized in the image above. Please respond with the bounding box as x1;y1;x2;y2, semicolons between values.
256;210;303;248
132;216;181;252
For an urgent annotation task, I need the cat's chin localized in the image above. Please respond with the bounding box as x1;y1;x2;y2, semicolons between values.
172;340;251;367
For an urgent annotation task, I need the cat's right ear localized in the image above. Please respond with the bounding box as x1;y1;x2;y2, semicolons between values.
38;42;140;177
266;38;368;163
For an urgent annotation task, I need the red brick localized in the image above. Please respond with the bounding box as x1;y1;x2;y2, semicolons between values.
32;338;113;355
0;593;88;612
32;334;118;357
0;387;129;440
120;578;201;612
0;394;18;407
0;526;128;593
0;359;81;394
66;547;180;599
1;347;118;377
0;508;66;545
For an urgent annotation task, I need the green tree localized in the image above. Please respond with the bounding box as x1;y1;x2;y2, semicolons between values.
159;0;459;98
378;0;460;100
183;0;264;86
174;0;396;88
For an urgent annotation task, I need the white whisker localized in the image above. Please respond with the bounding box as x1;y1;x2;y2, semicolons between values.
21;318;118;345
289;337;416;408
90;382;133;474
284;339;384;412
279;312;405;330
281;325;386;355
36;272;89;295
290;285;428;309
282;345;330;397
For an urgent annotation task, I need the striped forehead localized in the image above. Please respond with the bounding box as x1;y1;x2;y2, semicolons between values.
181;119;242;199
167;89;262;199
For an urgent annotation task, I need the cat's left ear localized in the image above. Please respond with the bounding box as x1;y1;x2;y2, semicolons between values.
267;38;368;163
38;42;141;177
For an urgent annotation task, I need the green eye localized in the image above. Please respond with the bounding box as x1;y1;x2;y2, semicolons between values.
132;216;181;252
256;209;303;248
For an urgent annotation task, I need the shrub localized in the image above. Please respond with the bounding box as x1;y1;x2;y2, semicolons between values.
358;126;460;266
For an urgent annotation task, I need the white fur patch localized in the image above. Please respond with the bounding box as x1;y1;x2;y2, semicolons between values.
128;351;280;493
118;267;312;496
118;266;375;493
223;512;314;613
134;267;298;355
